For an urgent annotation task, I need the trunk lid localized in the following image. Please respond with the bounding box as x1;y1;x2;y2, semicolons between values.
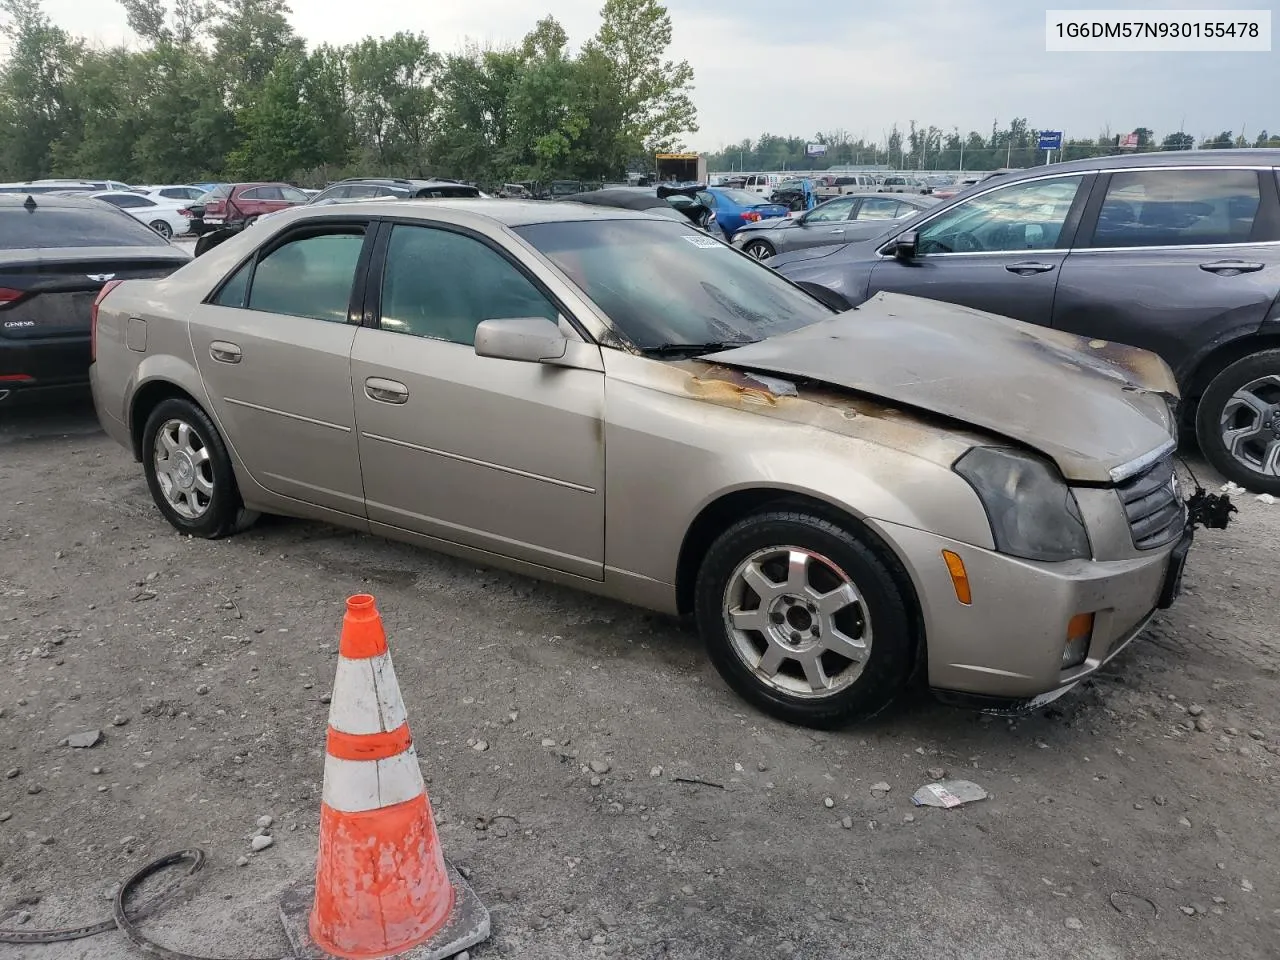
710;292;1178;484
0;248;188;341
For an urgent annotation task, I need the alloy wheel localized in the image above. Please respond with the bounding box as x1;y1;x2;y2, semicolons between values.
722;546;872;699
153;419;215;519
1219;375;1280;478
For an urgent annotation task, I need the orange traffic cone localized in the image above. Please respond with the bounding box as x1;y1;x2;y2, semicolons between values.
279;594;489;960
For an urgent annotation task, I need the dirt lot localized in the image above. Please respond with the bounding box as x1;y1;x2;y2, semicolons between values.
2;397;1279;960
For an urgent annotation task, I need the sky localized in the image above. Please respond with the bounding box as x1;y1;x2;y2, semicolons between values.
19;0;1280;150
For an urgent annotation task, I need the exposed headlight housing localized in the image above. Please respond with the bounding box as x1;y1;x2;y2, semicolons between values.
954;447;1091;562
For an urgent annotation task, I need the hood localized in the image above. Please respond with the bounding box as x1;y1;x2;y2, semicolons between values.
709;292;1178;483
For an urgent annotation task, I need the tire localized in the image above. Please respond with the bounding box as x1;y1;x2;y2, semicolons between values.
743;239;775;261
694;509;915;728
1195;348;1280;495
148;219;174;240
142;398;256;538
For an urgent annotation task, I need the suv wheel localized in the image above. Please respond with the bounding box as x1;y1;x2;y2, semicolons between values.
694;509;915;728
1196;348;1280;495
142;398;258;538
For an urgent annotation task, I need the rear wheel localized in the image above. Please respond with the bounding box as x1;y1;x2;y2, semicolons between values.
142;398;257;538
694;510;915;727
148;219;173;240
743;239;775;261
1196;349;1280;495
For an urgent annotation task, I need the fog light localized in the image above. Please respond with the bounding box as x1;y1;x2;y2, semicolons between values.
1062;612;1094;668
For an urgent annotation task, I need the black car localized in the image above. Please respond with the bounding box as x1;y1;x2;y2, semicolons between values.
773;150;1280;494
563;185;722;237
0;194;190;404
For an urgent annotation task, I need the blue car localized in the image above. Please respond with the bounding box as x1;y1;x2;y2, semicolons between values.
698;187;789;239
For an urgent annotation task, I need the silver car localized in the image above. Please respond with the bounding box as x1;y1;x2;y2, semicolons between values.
90;200;1193;727
731;194;938;261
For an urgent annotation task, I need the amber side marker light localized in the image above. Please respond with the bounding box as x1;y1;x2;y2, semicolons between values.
941;550;971;605
1063;612;1094;668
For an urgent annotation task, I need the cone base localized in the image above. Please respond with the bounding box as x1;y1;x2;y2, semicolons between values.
279;860;490;960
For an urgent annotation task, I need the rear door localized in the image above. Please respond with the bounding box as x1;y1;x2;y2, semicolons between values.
1051;165;1280;384
868;172;1093;324
0;202;185;389
185;219;372;517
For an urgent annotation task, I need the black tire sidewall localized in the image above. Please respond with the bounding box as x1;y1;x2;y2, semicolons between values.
141;399;242;538
149;220;172;240
694;510;915;728
745;240;774;260
1195;349;1280;496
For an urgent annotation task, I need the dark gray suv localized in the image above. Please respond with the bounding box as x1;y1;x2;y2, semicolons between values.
773;150;1280;494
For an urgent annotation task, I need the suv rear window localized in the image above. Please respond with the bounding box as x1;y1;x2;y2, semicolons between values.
0;205;170;249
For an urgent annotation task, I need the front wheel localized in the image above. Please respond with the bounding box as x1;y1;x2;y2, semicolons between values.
1196;349;1280;495
142;398;256;538
743;239;775;261
694;509;915;727
148;219;174;240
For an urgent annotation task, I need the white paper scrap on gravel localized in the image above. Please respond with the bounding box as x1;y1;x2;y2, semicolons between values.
911;780;989;808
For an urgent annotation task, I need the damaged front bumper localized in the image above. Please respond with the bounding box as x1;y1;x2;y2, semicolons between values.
867;518;1192;712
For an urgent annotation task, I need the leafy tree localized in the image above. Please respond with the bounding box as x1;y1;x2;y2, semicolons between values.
0;0;81;178
1161;131;1194;151
347;33;438;174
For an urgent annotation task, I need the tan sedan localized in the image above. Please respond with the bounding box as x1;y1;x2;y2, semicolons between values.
90;200;1193;727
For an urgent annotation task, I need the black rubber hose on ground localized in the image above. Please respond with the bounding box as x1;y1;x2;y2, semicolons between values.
0;848;282;960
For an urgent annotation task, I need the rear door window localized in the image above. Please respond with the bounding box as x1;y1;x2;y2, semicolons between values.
1087;169;1263;248
0;204;169;249
241;230;366;322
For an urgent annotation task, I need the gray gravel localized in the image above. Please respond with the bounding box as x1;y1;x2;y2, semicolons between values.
2;399;1279;959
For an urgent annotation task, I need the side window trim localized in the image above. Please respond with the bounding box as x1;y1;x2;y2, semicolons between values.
880;172;1095;258
361;217;597;345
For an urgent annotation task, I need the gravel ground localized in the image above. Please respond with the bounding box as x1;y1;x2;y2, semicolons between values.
1;396;1279;960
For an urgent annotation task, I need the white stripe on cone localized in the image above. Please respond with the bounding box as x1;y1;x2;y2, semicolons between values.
328;652;409;735
322;748;426;813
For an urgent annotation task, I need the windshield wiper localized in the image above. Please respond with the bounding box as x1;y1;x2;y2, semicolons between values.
643;340;760;357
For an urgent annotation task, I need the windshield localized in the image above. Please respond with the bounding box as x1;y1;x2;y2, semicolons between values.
718;189;764;206
514;218;833;350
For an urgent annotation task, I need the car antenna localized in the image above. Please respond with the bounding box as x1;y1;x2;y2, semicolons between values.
23;195;37;211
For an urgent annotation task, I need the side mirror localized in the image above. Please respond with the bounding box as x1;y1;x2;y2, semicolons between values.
474;316;568;363
892;230;918;259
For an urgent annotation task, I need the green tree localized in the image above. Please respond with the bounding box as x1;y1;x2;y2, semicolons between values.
225;50;324;179
1162;131;1194;150
210;0;303;109
347;32;438;174
0;0;81;178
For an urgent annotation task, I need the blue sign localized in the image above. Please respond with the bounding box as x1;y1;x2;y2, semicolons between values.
1038;131;1063;151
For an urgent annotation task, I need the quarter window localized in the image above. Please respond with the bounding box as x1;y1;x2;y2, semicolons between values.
915;175;1085;254
1088;169;1262;248
215;229;365;321
379;224;557;346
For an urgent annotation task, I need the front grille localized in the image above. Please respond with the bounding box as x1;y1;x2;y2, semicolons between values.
1116;454;1185;550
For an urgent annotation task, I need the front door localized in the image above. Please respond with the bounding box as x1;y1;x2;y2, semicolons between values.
187;221;370;517
350;220;606;579
1052;166;1280;383
792;196;858;249
869;173;1092;325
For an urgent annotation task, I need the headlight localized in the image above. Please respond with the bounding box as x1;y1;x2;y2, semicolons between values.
953;447;1090;562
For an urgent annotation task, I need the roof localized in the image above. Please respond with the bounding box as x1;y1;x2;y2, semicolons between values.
1005;149;1280;178
564;188;677;211
275;198;663;228
0;192;110;210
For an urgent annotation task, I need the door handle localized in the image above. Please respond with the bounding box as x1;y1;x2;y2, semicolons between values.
1004;261;1056;275
828;228;845;234
364;377;409;404
209;341;242;363
1199;260;1264;275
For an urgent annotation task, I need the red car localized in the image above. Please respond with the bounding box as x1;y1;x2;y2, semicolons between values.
184;182;310;234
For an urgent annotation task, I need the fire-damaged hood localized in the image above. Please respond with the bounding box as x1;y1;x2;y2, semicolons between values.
710;292;1179;484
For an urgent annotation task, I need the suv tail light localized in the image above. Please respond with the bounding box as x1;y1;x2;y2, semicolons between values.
90;280;123;362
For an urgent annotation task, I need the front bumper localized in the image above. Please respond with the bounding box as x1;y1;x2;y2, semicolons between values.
868;518;1189;703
